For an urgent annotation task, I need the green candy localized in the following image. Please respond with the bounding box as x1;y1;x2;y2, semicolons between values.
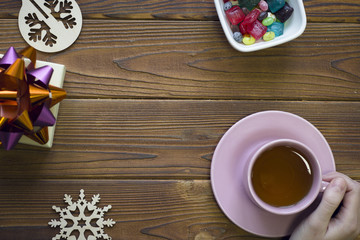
262;17;274;26
263;31;275;41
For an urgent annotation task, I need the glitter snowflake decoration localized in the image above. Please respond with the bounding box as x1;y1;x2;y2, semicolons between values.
49;189;115;240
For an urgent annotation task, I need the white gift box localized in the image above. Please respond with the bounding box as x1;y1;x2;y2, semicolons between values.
0;54;66;148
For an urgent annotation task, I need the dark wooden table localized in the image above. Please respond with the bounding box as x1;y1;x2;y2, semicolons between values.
0;0;359;239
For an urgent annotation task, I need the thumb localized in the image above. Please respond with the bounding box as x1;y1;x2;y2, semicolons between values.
310;178;347;226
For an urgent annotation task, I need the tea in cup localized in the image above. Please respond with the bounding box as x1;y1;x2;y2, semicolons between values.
245;139;327;215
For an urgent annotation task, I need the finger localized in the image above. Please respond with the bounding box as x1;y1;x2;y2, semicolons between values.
326;180;360;240
323;172;353;187
308;178;347;228
340;181;360;217
323;172;360;215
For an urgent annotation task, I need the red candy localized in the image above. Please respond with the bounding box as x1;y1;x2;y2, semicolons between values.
242;8;261;26
247;20;267;40
222;0;295;45
225;6;245;25
239;22;248;35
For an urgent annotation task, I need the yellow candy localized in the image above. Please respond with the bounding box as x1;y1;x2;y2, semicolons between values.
243;34;256;45
263;31;275;41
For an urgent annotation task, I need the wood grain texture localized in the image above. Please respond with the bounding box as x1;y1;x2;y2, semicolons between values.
1;19;359;101
1;99;359;180
0;179;359;240
0;179;265;240
1;0;360;239
0;0;359;22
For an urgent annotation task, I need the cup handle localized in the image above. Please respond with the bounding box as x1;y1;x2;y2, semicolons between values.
320;180;329;193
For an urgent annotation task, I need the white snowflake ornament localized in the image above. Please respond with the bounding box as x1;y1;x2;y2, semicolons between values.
49;189;115;240
18;0;83;52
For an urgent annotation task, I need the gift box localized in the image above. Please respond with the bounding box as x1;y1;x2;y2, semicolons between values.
0;46;66;150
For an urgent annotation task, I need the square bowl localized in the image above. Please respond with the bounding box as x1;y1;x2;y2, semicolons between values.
214;0;307;52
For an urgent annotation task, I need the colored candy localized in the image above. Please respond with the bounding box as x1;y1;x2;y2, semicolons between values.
262;17;274;26
267;0;285;13
239;22;248;35
267;22;284;36
238;0;260;11
242;8;261;26
225;6;246;25
224;1;232;11
258;0;268;11
263;31;275;41
247;20;267;40
257;11;268;21
275;2;294;22
230;23;240;33
241;7;250;15
222;0;295;45
233;32;243;42
268;12;277;22
243;34;256;45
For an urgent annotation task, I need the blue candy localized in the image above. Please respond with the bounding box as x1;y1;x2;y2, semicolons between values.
267;22;284;37
267;0;285;13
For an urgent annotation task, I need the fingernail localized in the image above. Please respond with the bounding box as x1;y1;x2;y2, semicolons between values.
330;178;346;192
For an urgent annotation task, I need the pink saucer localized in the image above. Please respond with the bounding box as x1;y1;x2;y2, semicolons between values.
211;111;336;237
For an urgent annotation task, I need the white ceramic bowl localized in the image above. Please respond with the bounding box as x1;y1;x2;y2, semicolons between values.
214;0;307;52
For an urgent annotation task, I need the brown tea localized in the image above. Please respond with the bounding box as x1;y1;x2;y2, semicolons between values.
251;145;313;207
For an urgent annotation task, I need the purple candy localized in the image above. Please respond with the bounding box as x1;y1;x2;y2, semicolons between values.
275;2;294;22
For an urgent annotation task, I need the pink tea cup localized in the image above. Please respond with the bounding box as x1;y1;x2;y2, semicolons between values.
245;139;328;215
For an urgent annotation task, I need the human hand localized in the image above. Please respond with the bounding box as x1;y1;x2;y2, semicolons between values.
290;172;360;240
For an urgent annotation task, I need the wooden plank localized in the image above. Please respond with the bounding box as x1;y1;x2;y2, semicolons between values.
303;0;360;23
0;179;268;240
1;179;359;239
1;99;359;180
1;20;359;101
0;0;359;22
